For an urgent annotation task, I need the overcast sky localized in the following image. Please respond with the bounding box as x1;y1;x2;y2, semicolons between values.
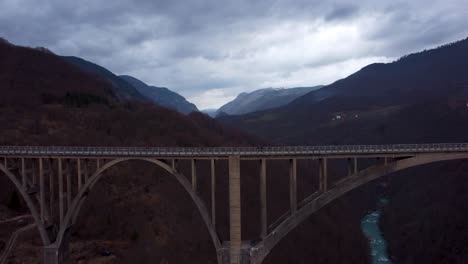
1;0;468;109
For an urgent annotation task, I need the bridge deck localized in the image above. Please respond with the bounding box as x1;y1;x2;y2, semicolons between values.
0;143;467;158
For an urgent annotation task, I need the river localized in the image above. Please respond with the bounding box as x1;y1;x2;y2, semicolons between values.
360;198;391;263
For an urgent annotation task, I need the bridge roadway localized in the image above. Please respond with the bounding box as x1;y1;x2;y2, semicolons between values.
1;143;468;264
0;143;467;157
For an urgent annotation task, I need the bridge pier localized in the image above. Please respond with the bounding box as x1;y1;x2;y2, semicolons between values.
347;158;352;176
319;158;328;192
192;159;197;192
289;159;297;213
211;159;216;227
354;157;358;174
42;242;69;264
259;159;267;239
43;223;71;264
229;156;242;264
218;241;266;264
43;244;60;264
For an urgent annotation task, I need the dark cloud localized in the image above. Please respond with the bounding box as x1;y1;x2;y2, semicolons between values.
1;0;467;108
325;5;359;21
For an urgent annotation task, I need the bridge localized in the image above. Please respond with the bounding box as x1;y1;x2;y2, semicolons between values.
1;143;468;264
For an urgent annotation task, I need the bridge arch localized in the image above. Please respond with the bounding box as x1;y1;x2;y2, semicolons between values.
252;153;468;263
0;163;50;245
55;157;221;260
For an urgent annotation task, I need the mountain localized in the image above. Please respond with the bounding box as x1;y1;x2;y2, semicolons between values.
61;56;146;101
0;40;256;146
201;109;218;117
61;56;198;114
219;38;468;144
0;39;262;264
219;37;468;263
0;43;116;109
217;86;323;116
120;75;198;114
5;36;468;264
0;39;373;264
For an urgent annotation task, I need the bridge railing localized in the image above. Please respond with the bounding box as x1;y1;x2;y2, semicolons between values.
0;143;468;157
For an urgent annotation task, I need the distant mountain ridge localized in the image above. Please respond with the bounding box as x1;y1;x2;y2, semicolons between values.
61;56;146;101
61;56;198;114
291;38;468;110
217;86;323;116
120;75;198;114
201;109;218;117
219;37;468;145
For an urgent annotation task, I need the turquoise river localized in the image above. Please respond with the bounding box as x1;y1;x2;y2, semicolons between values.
360;198;392;264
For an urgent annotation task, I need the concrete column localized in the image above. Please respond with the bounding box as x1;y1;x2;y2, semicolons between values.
43;245;60;264
49;159;54;219
96;159;100;170
58;158;64;226
323;158;328;191
347;158;353;177
191;159;197;192
43;241;69;264
353;158;358;174
228;156;241;264
384;157;388;166
39;158;45;222
211;159;216;227
260;158;267;239
319;158;328;192
319;159;323;192
289;159;297;213
218;242;252;264
66;160;71;209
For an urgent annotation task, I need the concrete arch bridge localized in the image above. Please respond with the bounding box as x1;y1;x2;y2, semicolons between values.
0;143;467;264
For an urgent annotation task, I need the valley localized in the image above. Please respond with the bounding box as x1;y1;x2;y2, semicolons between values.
1;6;468;263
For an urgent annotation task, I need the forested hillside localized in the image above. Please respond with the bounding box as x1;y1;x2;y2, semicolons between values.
0;40;372;264
219;37;468;263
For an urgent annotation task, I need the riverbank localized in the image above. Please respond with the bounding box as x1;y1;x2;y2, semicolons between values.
380;162;468;263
